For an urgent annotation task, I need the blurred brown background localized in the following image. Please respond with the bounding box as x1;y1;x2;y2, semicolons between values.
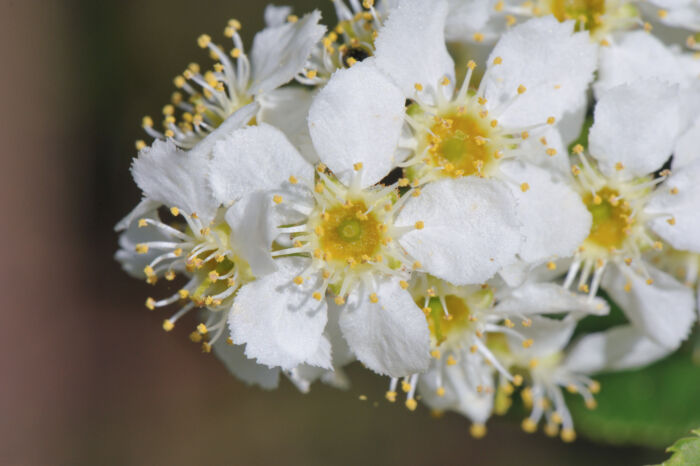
0;1;668;464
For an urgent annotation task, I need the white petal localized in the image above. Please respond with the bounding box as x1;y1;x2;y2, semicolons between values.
500;160;591;264
494;282;609;317
307;60;405;188
588;81;681;179
484;17;596;128
672;118;700;170
208;123;313;205
374;0;455;100
248;10;326;95
114;198;160;231
647;159;700;252
188;102;259;159
444;0;502;43
229;257;331;370
258;86;318;164
115;210;173;279
595;31;687;95
564;325;672;374
602;263;695;349
507;316;577;359
338;278;430;377
396;177;522;285
131;140;217;225
212;338;280;389
225;191;279;277
264;5;293;27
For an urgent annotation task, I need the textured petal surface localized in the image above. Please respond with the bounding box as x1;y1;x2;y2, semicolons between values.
500;160;591;263
374;0;455;101
602;264;695;349
212;337;280;389
672;119;700;170
564;325;672;374
589;81;681;179
209;123;313;204
647;159;700;252
249;10;326;94
396;177;522;285
229;258;330;370
131;140;217;225
338;278;430;377
484;17;596;128
507;316;577;359
307;60;405;187
494;282;609;317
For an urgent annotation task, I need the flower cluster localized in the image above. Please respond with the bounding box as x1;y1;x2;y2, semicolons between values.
116;0;700;441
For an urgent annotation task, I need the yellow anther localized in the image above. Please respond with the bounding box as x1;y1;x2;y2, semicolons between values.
520;182;530;192
312;291;322;301
208;271;219;282
522;318;532;327
204;296;214;306
334;296;345;305
162;320;175;332
586;398;598;409
493;56;503;65
189;331;202;343
505;15;517;26
293;276;304;285
401;380;412;392
513;374;523;386
405;399;418;411
178;289;189;299
362;0;374;8
169;206;180;216
173;248;183;257
287;14;299;23
657;9;668;18
414;221;425;230
143;265;155;276
522;339;534;348
145;297;156;310
670;187;679;195
431;349;441;359
399;280;409;290
135;243;149;254
135;140;147;151
522;418;537;433
305;69;317;79
546;116;555;125
470;345;478;353
504;319;515;328
615;162;624;171
369;293;379;303
202;342;212;353
440;76;451;86
197;323;208;334
546;148;557;156
646;278;654;285
353;162;363;171
653;241;663;250
385;391;397;402
517;84;527;94
142;116;154;128
230;48;241;58
467;60;477;70
446;355;457;366
165;270;176;281
494;0;504;11
226;337;233;345
473;32;485;42
437;387;446;397
273;195;283;204
414;82;423;92
197;34;211;48
173;75;186;88
561;428;576;443
346;57;357;67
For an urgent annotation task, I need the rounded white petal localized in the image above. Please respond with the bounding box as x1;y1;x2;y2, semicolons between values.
484;17;597;128
225;191;279;277
229;257;331;370
249;10;326;95
444;0;502;43
212;337;281;389
374;0;455;100
595;31;687;95
588;81;681;179
494;282;609;317
188;102;259;159
308;60;405;187
131;140;217;225
396;177;522;285
209;123;313;205
564;325;672;374
338;278;430;377
602;264;695;349
672;118;700;170
647;159;700;252
264;5;293;27
500;160;591;264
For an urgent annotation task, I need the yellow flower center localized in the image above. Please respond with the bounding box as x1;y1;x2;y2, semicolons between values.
425;112;497;178
583;187;633;250
319;201;381;264
423;295;473;345
548;0;607;32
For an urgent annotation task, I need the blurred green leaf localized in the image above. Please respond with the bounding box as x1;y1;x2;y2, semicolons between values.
568;350;700;448
653;429;700;466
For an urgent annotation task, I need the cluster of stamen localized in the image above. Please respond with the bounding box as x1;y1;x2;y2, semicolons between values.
136;206;250;350
138;19;255;150
297;0;381;85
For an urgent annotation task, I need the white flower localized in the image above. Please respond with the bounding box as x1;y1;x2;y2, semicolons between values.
366;4;597;271
563;80;698;349
139;10;325;150
389;274;607;429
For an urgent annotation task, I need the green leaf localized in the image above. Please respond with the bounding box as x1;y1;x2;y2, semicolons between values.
567;350;700;448
653;429;700;466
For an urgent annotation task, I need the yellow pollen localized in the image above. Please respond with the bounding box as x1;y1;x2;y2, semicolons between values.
170;206;180;216
473;32;485;42
547;116;556;125
436;387;446;397
405;399;418;411
522;418;537;433
517;84;527;94
334;296;345;305
369;293;379;303
318;201;381;265
197;323;208;334
657;9;668;18
513;375;523;386
145;298;156;310
440;76;451;86
584;188;632;250
293;276;304;285
520;183;530;192
547;261;557;270
385;391;397;402
312;292;322;301
467;60;477;70
447;355;457;366
288;175;298;184
561;428;577;443
197;34;211;48
162;320;175;332
273;195;283;204
135;244;149;254
493;56;503;65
